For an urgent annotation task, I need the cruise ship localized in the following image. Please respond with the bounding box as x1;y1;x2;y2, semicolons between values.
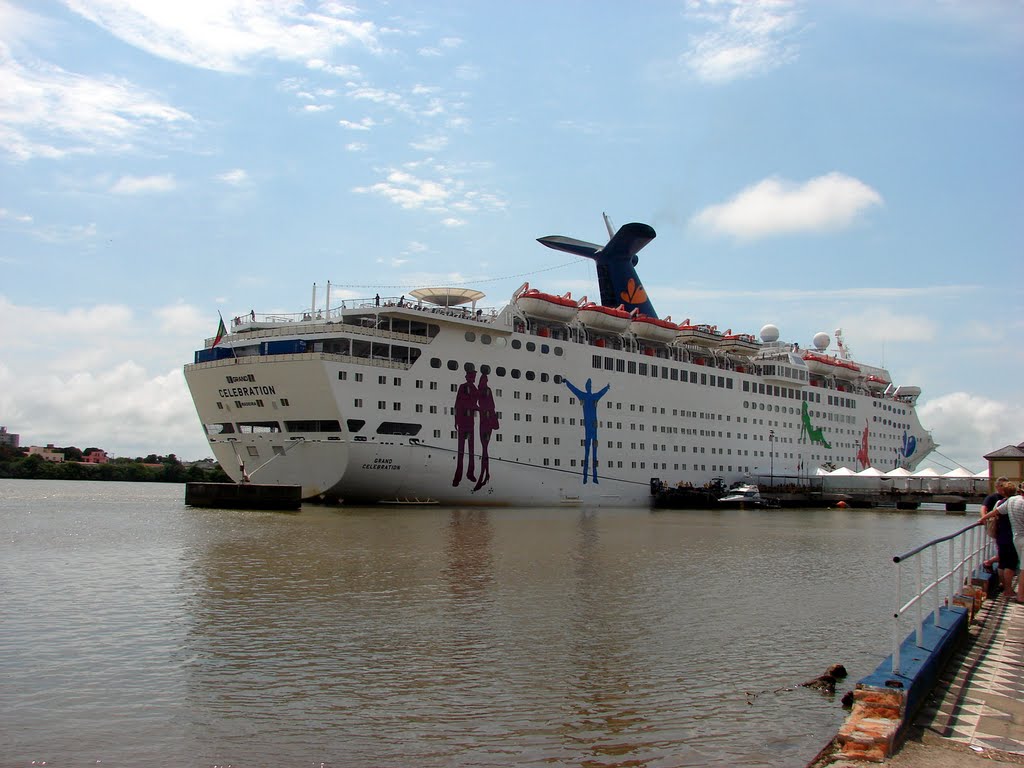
183;217;935;506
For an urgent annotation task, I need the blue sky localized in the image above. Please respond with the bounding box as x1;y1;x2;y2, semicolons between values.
1;0;1021;469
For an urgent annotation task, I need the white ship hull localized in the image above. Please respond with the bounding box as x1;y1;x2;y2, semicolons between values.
185;220;935;506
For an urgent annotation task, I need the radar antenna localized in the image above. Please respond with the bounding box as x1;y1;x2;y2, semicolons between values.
603;212;616;238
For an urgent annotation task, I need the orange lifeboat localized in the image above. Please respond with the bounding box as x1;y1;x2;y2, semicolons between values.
629;313;678;343
718;330;760;357
676;320;723;348
514;283;578;322
577;301;632;333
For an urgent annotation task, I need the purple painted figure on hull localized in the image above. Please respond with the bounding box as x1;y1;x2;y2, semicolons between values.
473;373;499;491
452;370;478;486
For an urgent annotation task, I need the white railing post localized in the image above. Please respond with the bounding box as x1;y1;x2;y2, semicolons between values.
893;558;903;675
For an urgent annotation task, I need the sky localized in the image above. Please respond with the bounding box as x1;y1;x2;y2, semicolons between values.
0;0;1021;470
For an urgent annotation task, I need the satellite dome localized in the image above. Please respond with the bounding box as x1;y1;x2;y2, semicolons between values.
812;332;830;350
759;324;780;343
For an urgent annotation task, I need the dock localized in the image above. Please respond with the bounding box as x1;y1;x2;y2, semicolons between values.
811;575;1024;766
184;482;302;510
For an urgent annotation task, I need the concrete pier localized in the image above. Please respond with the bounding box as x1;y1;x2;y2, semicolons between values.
811;582;1024;766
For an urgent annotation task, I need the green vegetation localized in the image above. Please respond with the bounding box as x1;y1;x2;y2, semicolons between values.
0;446;230;483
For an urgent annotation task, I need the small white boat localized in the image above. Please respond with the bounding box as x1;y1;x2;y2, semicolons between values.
717;484;780;509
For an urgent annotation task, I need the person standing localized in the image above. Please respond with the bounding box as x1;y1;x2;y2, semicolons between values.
1004;482;1024;604
980;478;1018;597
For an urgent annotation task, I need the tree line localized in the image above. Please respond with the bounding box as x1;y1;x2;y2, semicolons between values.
0;446;230;484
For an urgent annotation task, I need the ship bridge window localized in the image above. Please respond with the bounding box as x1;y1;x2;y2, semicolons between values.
376;422;422;436
346;419;366;433
237;421;281;433
285;419;342;433
204;422;235;435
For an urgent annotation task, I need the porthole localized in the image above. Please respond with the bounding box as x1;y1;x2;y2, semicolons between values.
481;334;492;345
511;339;522;350
465;331;476;342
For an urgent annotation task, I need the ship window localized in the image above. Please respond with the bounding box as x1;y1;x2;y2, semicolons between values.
511;369;521;379
671;369;678;380
355;373;363;382
285;420;342;433
592;355;601;369
204;422;235;434
526;341;536;352
447;360;458;370
480;364;491;375
237;421;281;433
512;339;522;349
465;331;476;342
639;363;648;375
554;375;563;384
354;398;363;407
540;372;549;382
496;337;507;348
345;419;365;433
464;361;476;372
616;359;625;372
541;344;549;354
526;371;535;381
246;446;259;457
555;347;563;356
338;371;347;380
431;358;441;368
604;356;613;370
690;371;697;383
481;334;491;345
376;422;422;436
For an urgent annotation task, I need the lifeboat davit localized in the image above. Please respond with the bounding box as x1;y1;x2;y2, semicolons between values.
718;329;761;357
630;313;678;343
865;374;890;392
577;301;632;333
514;283;578;323
675;320;723;348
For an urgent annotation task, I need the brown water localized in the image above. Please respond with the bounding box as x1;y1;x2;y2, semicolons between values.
0;480;968;767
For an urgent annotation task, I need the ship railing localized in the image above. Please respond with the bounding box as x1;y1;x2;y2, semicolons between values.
890;521;992;675
188;352;415;371
210;320;437;349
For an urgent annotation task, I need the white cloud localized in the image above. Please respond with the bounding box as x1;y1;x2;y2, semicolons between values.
110;173;176;194
64;0;380;73
338;117;376;130
216;168;248;186
0;295;214;458
0;206;32;223
302;103;333;113
345;142;367;151
410;134;448;152
0;41;194;161
919;392;1024;473
352;160;507;221
440;217;465;228
691;173;883;240
683;0;802;83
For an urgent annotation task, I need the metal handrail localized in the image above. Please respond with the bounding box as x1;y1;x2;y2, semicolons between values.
890;520;993;674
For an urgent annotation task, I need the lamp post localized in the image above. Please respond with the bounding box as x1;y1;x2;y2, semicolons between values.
769;429;775;489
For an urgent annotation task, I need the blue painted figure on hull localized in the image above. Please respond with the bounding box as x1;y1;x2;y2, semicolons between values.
564;377;610;484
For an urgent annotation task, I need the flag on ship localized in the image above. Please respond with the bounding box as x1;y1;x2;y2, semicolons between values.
213;313;227;347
